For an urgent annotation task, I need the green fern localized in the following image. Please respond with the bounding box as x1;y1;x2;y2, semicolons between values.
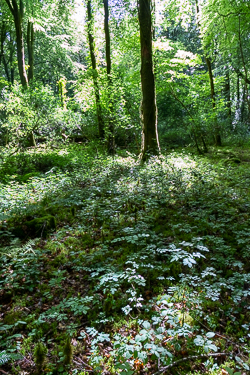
0;351;10;365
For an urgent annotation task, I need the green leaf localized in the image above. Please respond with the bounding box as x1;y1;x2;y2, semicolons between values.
142;321;151;329
206;332;215;338
243;363;250;371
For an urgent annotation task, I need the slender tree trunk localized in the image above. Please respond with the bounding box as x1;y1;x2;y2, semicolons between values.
27;20;34;81
152;0;156;40
225;71;231;119
9;35;15;84
5;0;28;88
103;0;115;154
4;1;37;146
3;55;10;82
205;56;222;146
195;0;221;146
0;22;5;67
236;75;240;112
103;0;111;76
238;16;250;123
138;0;160;160
0;22;10;82
28;130;36;147
241;84;246;122
86;0;105;139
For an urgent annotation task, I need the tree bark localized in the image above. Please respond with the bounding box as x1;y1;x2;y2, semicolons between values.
0;22;10;82
28;130;36;147
224;71;231;119
9;34;15;84
4;0;28;88
0;22;6;67
205;56;222;146
103;0;115;154
241;83;246;122
103;0;111;77
195;0;221;146
238;15;250;122
27;20;34;81
138;0;160;160
86;0;105;139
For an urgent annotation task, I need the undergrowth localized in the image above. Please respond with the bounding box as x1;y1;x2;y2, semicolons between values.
0;143;250;374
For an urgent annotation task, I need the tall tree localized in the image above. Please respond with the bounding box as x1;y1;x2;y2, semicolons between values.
196;0;222;146
86;0;105;139
103;0;115;154
205;55;222;146
27;19;34;81
138;0;160;160
4;0;28;88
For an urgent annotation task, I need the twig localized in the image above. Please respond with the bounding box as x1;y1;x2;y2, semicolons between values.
73;359;94;372
153;352;227;375
73;357;92;368
0;369;10;375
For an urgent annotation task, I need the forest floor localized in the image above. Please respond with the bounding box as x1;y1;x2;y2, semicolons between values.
0;143;250;375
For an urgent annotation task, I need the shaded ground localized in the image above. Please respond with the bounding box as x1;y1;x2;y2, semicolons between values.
0;144;250;374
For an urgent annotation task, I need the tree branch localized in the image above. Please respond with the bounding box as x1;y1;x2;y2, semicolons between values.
234;69;250;85
4;0;14;14
153;352;227;375
217;11;247;18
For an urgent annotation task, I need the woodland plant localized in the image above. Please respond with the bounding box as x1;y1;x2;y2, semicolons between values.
33;341;47;372
1;0;250;373
0;147;250;375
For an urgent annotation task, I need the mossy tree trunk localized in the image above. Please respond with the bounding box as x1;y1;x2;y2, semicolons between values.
87;0;105;140
205;56;222;146
27;20;34;82
5;0;37;147
103;0;115;155
5;0;28;88
138;0;160;160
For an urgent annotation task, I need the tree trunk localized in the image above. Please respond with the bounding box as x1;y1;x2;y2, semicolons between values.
0;22;10;82
28;131;36;147
195;0;221;146
4;0;28;88
236;75;240;112
238;15;250;121
0;22;6;67
205;56;221;146
27;20;34;81
241;84;246;122
4;1;37;147
103;0;111;77
103;0;115;155
225;71;231;119
86;0;105;139
138;0;160;160
9;35;15;84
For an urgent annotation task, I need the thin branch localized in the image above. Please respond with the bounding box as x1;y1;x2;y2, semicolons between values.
153;352;227;375
168;83;197;125
217;11;247;17
235;70;250;85
0;369;10;375
4;0;14;14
